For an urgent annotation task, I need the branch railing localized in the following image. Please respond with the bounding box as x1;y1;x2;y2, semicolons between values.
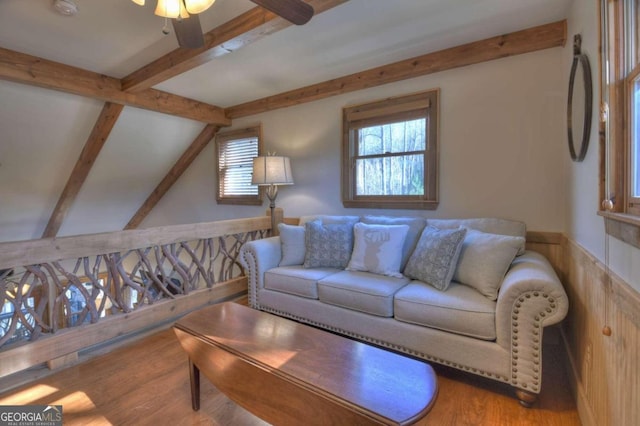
0;216;272;375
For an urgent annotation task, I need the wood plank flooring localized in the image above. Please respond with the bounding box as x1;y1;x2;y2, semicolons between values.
0;302;580;425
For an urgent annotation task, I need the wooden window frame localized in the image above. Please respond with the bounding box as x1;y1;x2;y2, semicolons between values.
341;89;439;210
215;125;263;206
599;0;640;248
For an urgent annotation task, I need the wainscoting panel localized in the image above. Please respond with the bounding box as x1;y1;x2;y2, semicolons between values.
561;237;640;426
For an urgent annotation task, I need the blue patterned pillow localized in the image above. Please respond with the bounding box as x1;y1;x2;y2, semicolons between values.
404;226;467;291
303;220;354;269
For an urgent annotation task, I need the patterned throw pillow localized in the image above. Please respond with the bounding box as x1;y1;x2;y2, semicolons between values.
303;220;354;269
404;226;467;291
347;223;410;278
278;223;306;266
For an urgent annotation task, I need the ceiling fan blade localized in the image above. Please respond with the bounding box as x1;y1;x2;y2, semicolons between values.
250;0;314;25
171;14;205;49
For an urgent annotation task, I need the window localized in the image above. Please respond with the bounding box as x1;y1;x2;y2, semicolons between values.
601;0;640;216
342;89;439;209
215;125;262;205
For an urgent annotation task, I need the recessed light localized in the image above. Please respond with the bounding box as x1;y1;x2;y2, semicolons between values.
52;0;78;16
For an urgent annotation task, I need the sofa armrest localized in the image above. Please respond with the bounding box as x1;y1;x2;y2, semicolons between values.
495;250;568;393
239;237;282;308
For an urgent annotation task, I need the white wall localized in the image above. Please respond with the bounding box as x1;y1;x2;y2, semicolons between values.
144;47;567;234
565;0;640;292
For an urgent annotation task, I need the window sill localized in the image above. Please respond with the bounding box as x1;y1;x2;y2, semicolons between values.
598;211;640;250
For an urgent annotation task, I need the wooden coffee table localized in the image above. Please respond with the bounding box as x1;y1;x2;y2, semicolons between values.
173;302;438;425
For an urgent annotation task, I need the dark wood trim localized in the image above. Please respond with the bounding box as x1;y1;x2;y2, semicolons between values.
226;20;567;118
42;103;124;238
0;47;230;125
124;125;220;230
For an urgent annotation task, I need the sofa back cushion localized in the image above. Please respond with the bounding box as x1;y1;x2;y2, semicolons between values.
299;215;360;226
360;215;426;270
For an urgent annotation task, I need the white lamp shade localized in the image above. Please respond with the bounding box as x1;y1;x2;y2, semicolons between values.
252;156;294;186
131;0;145;5
184;0;216;14
154;0;182;18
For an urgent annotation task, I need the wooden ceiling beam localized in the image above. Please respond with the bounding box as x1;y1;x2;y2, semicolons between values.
121;0;349;93
124;124;220;230
42;102;124;238
226;20;567;118
0;47;230;125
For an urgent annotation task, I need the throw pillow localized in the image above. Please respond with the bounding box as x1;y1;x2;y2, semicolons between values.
278;223;306;266
427;218;526;255
346;223;410;278
404;226;467;291
453;229;525;300
361;216;426;271
303;220;354;269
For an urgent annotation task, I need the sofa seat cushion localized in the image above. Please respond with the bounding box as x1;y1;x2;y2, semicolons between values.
394;281;497;340
265;266;340;299
318;271;410;317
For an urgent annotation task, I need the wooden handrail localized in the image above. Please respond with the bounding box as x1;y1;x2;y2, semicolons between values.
0;216;271;270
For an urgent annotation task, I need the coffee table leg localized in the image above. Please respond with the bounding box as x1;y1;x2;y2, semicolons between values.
189;358;200;411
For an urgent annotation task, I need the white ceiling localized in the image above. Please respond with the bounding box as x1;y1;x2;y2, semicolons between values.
0;0;571;107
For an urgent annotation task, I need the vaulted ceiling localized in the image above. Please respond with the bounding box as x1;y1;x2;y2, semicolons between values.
0;0;571;242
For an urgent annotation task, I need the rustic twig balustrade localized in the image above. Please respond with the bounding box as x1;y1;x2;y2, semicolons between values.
0;216;272;378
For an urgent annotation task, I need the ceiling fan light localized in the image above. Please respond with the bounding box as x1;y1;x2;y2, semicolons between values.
184;0;215;14
52;0;78;16
131;0;145;5
154;0;182;18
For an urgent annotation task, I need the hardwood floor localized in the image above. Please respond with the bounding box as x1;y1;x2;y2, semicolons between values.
0;302;580;425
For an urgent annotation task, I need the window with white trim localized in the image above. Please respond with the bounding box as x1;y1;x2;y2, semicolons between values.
215;125;262;205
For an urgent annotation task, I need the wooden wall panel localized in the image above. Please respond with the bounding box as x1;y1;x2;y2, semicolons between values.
561;237;640;426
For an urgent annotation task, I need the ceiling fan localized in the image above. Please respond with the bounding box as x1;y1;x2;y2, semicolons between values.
131;0;314;49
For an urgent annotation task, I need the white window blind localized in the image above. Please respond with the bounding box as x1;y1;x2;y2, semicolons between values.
215;126;262;205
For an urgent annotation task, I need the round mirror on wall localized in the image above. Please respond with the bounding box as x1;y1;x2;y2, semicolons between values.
567;34;593;162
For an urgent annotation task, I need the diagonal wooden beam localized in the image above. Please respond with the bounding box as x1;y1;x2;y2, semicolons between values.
0;47;230;125
42;102;124;238
226;20;567;118
124;124;221;230
122;0;349;92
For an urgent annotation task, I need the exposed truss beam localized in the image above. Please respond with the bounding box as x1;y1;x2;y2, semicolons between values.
226;20;567;118
124;125;221;230
42;103;124;238
0;47;230;125
122;0;349;92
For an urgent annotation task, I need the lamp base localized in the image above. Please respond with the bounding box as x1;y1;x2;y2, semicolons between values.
266;207;284;236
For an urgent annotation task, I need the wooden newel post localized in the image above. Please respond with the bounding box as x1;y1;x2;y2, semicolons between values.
267;207;284;236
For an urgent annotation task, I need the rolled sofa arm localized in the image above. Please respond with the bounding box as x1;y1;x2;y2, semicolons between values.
239;237;282;308
495;250;568;394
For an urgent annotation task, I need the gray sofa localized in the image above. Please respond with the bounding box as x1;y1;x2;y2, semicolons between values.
239;215;568;406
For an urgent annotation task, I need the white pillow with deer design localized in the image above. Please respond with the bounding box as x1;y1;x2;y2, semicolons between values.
346;223;410;278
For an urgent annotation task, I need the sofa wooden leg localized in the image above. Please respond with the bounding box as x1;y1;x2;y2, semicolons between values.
515;389;538;408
